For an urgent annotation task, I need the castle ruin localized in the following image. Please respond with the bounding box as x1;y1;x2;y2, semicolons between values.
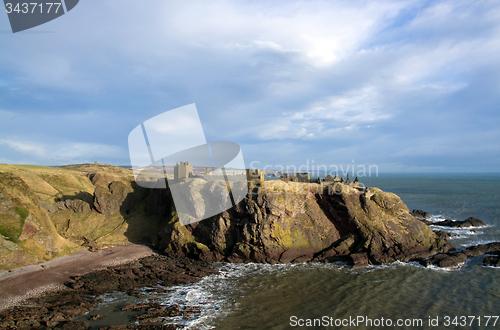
279;172;359;187
174;161;193;181
246;169;264;182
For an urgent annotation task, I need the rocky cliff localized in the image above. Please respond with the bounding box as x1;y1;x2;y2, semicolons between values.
154;180;450;266
0;164;451;269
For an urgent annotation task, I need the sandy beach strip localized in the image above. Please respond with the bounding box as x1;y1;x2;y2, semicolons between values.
0;244;157;311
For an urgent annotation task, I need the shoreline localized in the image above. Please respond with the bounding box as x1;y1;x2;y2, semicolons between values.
0;253;216;329
0;244;157;312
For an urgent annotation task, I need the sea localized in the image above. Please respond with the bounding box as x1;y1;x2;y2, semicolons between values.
81;173;500;330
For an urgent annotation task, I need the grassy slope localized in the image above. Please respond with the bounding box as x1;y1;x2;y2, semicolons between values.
0;164;162;269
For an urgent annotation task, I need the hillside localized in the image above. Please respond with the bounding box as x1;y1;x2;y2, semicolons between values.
0;164;165;269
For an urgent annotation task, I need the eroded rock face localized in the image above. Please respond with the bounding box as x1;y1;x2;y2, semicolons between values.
154;181;450;266
93;181;134;215
411;209;432;220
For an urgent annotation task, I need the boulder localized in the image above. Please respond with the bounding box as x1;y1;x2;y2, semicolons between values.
415;242;500;267
93;181;133;215
483;255;500;267
436;217;486;228
411;209;432;220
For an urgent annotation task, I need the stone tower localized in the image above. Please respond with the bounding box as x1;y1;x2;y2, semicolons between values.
174;161;193;181
246;169;264;182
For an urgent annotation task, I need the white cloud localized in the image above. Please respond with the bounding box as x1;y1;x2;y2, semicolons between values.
0;139;45;157
0;110;16;120
1;0;500;171
0;138;123;165
255;85;390;140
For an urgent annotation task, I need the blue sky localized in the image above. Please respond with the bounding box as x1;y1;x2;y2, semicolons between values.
1;0;499;172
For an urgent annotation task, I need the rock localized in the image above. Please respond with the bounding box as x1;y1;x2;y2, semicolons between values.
121;302;163;312
99;325;181;329
63;199;91;213
59;320;91;329
50;199;91;213
350;253;369;268
436;217;486;228
81;236;99;252
411;209;432;220
462;242;500;257
88;314;103;321
93;181;133;215
426;252;468;268
415;242;500;267
0;171;72;269
419;219;434;226
0;255;214;328
483;255;500;267
155;182;450;266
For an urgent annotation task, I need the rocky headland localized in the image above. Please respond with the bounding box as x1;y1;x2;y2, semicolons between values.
0;163;455;270
0;164;498;328
155;181;451;267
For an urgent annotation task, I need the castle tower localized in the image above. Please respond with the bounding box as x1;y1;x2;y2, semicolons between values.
174;161;193;181
296;172;310;182
246;169;264;182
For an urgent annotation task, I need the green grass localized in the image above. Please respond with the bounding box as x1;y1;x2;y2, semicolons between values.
0;214;24;243
15;207;29;219
11;164;57;169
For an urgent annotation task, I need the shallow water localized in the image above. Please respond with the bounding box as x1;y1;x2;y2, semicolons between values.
83;174;500;329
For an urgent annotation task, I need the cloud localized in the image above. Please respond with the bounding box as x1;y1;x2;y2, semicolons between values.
0;138;123;165
0;0;499;171
0;139;45;157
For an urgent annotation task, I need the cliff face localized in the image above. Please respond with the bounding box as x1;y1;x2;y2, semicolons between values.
154;180;449;266
0;164;450;269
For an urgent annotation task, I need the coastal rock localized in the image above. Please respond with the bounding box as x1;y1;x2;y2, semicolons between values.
415;242;500;267
411;209;432;220
0;255;214;329
435;217;486;228
483;255;500;267
155;181;450;265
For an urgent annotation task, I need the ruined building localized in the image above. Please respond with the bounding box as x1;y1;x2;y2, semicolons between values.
246;169;264;182
174;161;193;181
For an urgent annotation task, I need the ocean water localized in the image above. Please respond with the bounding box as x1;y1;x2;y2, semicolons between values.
85;174;500;329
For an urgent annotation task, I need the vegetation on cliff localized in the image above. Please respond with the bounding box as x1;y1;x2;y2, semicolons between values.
0;164;164;269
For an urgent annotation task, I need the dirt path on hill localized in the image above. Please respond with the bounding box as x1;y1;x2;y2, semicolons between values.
0;244;157;311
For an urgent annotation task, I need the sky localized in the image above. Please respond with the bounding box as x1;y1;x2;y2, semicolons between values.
0;0;499;173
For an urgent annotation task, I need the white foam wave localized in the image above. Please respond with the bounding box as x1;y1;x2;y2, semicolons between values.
426;261;467;272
